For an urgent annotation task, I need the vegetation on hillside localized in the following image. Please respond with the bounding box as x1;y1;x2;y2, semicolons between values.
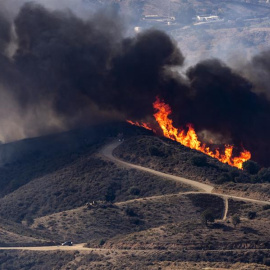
114;136;270;199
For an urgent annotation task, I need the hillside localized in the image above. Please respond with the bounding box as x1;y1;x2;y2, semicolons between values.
31;193;219;244
0;125;195;224
0;127;269;268
0;250;269;270
0;155;193;223
0;123;148;198
0;217;52;247
114;136;270;200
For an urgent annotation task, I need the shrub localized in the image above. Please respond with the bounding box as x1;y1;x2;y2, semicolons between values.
263;256;270;266
258;168;270;182
217;173;232;184
105;188;116;203
231;214;241;228
191;155;207;167
125;207;137;217
201;209;215;226
105;182;121;202
242;160;260;175
128;186;140;196
148;146;165;157
262;205;270;211
229;170;240;181
130;218;143;225
247;211;256;220
99;239;106;246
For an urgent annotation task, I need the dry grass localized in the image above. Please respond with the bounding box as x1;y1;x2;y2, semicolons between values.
31;193;204;244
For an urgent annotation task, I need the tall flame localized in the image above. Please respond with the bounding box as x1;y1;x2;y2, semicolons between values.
127;97;251;169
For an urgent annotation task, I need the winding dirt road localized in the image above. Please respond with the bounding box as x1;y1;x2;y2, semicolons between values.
101;141;214;193
101;141;270;207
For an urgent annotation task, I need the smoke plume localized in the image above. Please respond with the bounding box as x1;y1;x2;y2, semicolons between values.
1;2;270;166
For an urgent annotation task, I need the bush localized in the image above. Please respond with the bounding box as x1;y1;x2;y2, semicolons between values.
217;173;232;184
229;170;240;181
191;155;207;167
201;209;215;226
128;186;140;196
99;239;106;246
262;205;270;211
247;211;256;220
105;188;116;202
231;214;241;228
105;182;121;202
148;146;165;157
258;168;270;182
243;160;260;175
125;207;137;217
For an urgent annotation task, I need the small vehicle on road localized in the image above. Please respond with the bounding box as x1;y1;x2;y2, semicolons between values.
61;241;73;246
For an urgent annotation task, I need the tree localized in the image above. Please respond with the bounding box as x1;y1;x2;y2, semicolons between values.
232;215;241;228
243;160;260;175
201;209;215;226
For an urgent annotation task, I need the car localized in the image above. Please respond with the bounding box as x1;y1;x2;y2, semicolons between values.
61;241;73;246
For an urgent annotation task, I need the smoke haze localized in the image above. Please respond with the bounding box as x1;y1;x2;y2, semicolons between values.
1;2;270;166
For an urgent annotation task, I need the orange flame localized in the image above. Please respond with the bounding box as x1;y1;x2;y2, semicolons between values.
127;98;251;169
152;98;251;169
127;120;152;131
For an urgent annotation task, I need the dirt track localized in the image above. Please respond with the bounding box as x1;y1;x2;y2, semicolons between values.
101;141;214;193
102;141;270;206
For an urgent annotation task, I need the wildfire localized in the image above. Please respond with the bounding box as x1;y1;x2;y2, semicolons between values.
127;97;251;169
127;120;152;131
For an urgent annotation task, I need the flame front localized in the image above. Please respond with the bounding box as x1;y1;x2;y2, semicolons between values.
127;120;152;131
127;98;251;169
153;98;251;169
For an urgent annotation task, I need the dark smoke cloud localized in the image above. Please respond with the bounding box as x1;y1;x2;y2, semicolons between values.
175;59;270;165
238;50;270;99
0;2;184;132
1;3;270;166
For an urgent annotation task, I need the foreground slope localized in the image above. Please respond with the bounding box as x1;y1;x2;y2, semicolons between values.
0;130;269;268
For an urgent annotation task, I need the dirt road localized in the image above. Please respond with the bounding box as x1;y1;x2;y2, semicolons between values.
101;141;214;193
101;141;270;206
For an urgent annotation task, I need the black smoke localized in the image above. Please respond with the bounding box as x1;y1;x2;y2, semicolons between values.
1;3;270;166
